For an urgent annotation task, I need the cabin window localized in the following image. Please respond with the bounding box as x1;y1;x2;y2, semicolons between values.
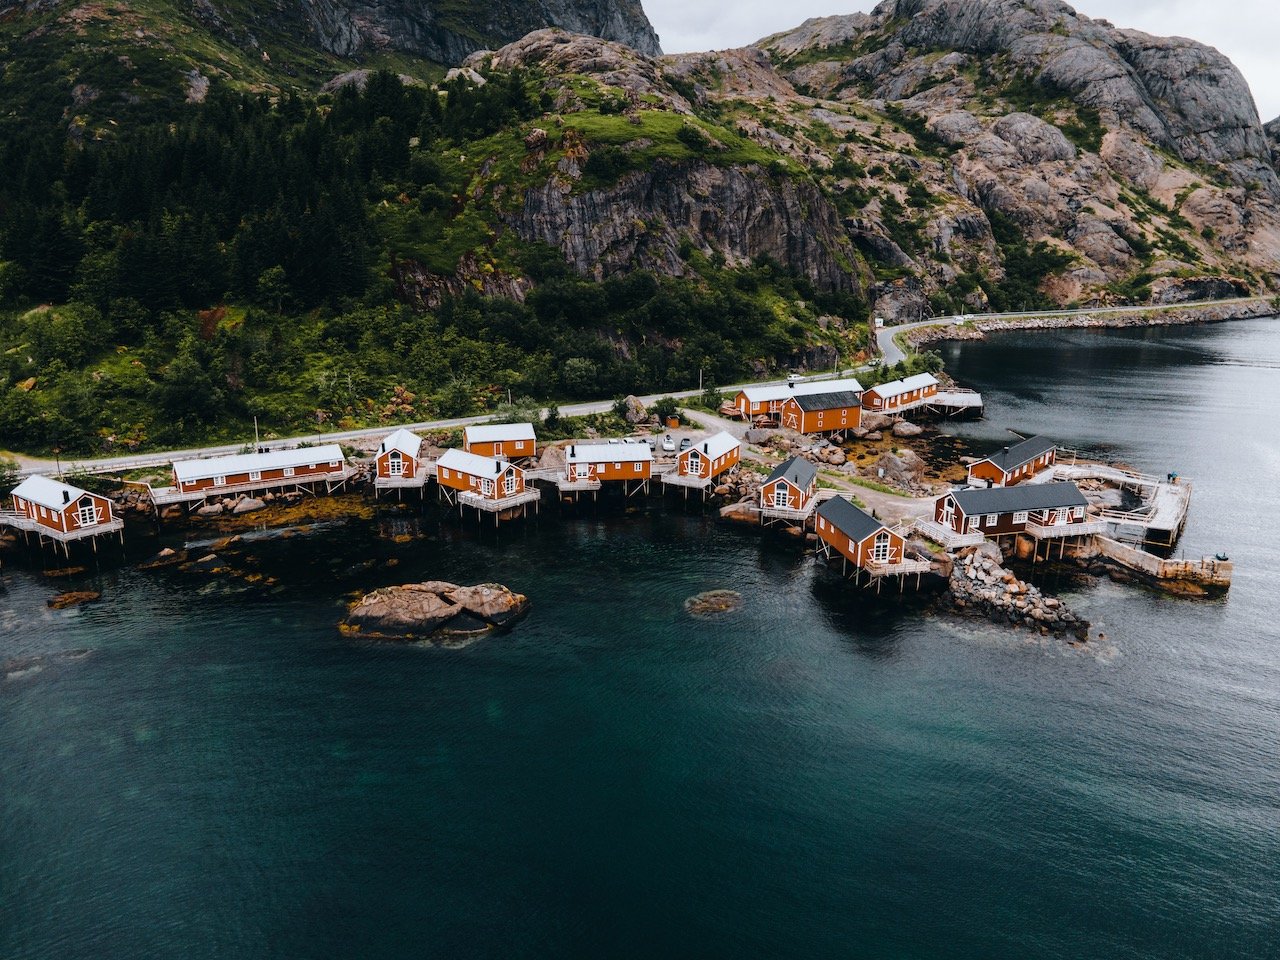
1013;511;1029;524
213;476;226;487
329;461;340;468
309;464;317;470
283;467;295;477
1072;506;1084;520
872;532;891;563
613;462;621;469
13;497;22;510
773;488;789;509
985;514;998;527
967;515;979;532
515;441;525;450
77;502;98;526
39;505;47;519
440;468;450;479
504;474;518;495
249;471;262;482
480;478;493;496
633;462;641;473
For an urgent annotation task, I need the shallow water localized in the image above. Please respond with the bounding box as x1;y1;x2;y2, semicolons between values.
2;319;1279;959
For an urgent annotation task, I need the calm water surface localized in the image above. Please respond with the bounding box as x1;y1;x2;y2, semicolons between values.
2;319;1279;959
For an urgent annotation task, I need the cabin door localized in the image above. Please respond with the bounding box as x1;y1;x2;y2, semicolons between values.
871;532;891;563
76;502;100;527
941;499;955;528
504;473;517;496
773;487;789;509
687;451;701;476
388;453;404;476
480;478;494;497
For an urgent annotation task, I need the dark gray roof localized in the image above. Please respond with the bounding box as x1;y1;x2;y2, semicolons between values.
817;496;885;543
765;456;817;489
950;482;1087;516
976;435;1057;474
791;390;863;412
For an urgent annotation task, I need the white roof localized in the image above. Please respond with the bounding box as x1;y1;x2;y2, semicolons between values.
11;475;90;512
379;428;422;458
437;447;512;476
173;444;346;483
566;442;652;464
464;422;536;444
738;376;864;404
682;431;740;461
868;373;939;398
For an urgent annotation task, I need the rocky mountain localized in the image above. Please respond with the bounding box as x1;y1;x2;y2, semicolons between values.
0;0;659;127
2;0;1277;324
425;2;1280;323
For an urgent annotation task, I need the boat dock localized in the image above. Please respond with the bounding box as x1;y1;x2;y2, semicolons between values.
1028;460;1191;548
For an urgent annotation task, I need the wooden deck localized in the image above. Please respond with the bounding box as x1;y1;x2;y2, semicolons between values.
148;466;357;506
912;518;985;549
0;510;125;545
1025;519;1109;539
457;489;542;513
1029;463;1191;547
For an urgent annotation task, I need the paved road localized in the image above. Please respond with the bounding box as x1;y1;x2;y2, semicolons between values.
874;295;1273;366
14;369;863;479
16;295;1271;479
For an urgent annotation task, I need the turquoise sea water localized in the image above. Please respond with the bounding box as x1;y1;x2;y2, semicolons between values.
2;319;1279;959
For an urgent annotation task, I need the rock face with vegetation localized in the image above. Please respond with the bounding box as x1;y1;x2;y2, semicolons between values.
0;0;1276;458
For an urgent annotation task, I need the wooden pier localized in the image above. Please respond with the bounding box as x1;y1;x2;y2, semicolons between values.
1028;461;1191;548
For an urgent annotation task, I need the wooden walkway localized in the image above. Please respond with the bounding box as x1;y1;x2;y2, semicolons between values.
1028;463;1191;547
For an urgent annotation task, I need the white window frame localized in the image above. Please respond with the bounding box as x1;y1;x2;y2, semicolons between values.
504;473;518;495
213;475;226;487
283;467;295;477
1012;511;1029;524
77;502;99;527
773;487;789;509
515;441;525;451
967;515;979;532
633;462;642;473
872;531;891;562
613;462;622;470
985;514;998;527
249;470;262;482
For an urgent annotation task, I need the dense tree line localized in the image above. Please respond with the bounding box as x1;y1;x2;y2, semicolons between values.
0;70;540;313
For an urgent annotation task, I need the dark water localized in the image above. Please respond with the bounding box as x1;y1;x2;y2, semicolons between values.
4;320;1280;960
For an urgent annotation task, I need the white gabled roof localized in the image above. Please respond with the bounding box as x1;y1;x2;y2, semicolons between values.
868;373;939;399
172;444;346;484
11;475;90;512
566;442;652;464
464;422;536;444
437;447;512;477
682;431;740;462
379;428;422;459
738;376;864;404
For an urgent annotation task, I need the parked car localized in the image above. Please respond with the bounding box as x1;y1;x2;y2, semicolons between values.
638;437;657;451
661;435;676;452
678;437;692;452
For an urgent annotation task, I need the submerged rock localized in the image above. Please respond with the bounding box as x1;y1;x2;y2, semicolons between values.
342;581;529;643
684;590;744;617
48;591;101;610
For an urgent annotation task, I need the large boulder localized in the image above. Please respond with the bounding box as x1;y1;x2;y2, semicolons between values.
621;395;648;424
232;497;266;515
342;581;529;643
892;420;924;437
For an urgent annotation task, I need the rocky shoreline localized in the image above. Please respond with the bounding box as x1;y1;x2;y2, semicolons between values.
905;299;1278;350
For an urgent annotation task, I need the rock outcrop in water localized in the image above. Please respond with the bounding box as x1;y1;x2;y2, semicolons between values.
342;581;530;643
944;542;1088;639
